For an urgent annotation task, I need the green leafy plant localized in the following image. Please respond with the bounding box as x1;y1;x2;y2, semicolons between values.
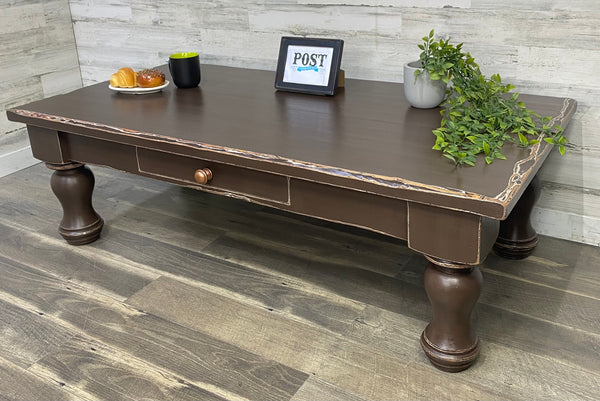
416;30;568;166
415;29;470;84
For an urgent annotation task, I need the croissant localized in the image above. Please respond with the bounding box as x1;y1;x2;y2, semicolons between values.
110;67;137;88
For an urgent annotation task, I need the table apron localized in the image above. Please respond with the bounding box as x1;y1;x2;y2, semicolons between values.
28;126;498;264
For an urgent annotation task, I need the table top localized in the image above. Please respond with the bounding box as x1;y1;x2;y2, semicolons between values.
7;64;576;219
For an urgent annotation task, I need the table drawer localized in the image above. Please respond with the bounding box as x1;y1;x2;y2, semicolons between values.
137;148;289;203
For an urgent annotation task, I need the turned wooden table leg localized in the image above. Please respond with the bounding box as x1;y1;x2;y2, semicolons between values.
421;257;482;372
47;162;104;245
494;176;541;259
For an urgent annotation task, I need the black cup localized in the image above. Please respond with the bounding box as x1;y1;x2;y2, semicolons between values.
168;52;201;88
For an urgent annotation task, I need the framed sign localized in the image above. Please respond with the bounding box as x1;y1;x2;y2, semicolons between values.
275;37;344;96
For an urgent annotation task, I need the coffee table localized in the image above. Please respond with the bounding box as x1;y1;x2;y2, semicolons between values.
7;64;577;372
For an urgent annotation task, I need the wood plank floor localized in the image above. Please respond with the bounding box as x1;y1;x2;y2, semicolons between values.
0;162;599;401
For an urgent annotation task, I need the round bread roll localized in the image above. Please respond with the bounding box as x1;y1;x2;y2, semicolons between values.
136;69;165;88
110;67;137;88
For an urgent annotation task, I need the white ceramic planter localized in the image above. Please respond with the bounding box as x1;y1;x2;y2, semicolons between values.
403;61;447;109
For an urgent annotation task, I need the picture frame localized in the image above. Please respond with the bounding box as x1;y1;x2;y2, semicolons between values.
274;37;344;96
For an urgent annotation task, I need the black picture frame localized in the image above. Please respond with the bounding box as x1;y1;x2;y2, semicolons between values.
274;37;344;96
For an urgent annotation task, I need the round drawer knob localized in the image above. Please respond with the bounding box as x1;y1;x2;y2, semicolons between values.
194;168;213;184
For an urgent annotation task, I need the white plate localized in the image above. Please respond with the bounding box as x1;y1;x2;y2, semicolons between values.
109;80;169;94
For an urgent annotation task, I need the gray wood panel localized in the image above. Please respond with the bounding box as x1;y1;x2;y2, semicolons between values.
0;225;154;300
0;163;599;400
0;266;74;369
0;356;84;401
291;377;369;401
0;246;307;401
126;276;504;400
32;335;229;401
1;0;81;154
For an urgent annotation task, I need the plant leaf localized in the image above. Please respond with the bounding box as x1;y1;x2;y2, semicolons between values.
443;153;457;163
483;141;490;155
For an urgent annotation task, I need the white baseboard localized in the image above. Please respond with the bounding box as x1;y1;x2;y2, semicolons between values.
0;146;40;178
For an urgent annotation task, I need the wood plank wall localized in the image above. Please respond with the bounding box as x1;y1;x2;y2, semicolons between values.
0;0;82;155
2;1;599;247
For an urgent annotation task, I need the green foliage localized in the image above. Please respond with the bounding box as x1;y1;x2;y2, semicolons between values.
416;29;472;84
418;30;568;166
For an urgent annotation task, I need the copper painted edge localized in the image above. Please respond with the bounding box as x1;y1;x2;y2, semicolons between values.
7;109;505;208
10;109;475;189
10;98;577;216
495;98;578;213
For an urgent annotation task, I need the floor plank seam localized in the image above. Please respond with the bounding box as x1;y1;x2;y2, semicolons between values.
478;298;600;339
0;231;138;303
0;355;95;401
481;266;600;301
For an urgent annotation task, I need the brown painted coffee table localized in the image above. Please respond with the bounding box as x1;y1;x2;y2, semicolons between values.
7;64;576;372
